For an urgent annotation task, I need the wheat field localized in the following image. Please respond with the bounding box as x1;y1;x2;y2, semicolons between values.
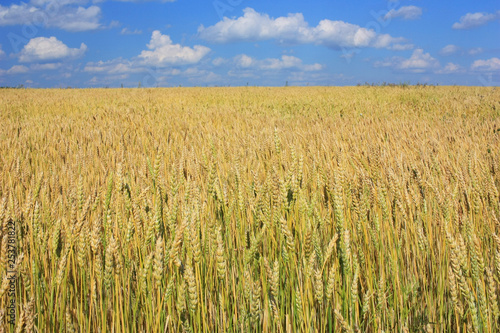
0;86;499;332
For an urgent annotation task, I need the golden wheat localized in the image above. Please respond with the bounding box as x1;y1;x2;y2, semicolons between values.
0;86;498;331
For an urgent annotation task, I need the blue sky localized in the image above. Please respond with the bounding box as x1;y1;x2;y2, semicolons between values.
0;0;498;87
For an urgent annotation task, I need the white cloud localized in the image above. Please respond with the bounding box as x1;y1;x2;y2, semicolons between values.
31;0;174;4
175;68;220;84
87;72;132;86
436;62;465;74
83;34;211;77
138;31;210;66
384;6;422;20
399;49;439;71
198;8;310;44
110;0;175;2
304;63;324;71
375;48;439;73
198;8;408;50
7;65;29;74
340;51;356;60
30;0;89;5
261;55;321;71
287;72;350;86
88;76;99;84
0;2;102;31
133;67;220;86
212;57;228;66
0;3;38;25
471;57;500;72
19;36;87;62
452;11;500;29
108;20;120;28
84;58;142;73
233;54;322;71
51;5;101;31
0;45;5;58
121;27;142;35
30;62;62;70
389;43;414;51
235;54;255;68
440;45;485;57
216;54;324;84
439;44;460;56
468;47;483;56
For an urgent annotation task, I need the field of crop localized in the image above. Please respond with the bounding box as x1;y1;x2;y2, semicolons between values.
0;86;499;332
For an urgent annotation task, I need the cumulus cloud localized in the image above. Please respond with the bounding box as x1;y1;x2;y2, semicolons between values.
52;5;101;31
383;6;422;20
235;54;255;68
198;9;311;44
436;63;465;74
452;11;500;29
468;47;483;56
198;8;408;50
172;68;220;84
375;48;439;73
398;49;439;71
212;57;228;66
87;73;129;87
439;44;460;56
19;36;87;62
84;58;142;74
440;45;486;57
112;0;176;2
31;0;174;4
259;55;304;70
138;31;210;66
0;2;102;31
30;0;89;5
471;57;500;72
84;33;211;78
233;54;323;71
121;27;142;35
0;3;35;26
7;65;29;74
30;62;62;70
389;43;414;51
